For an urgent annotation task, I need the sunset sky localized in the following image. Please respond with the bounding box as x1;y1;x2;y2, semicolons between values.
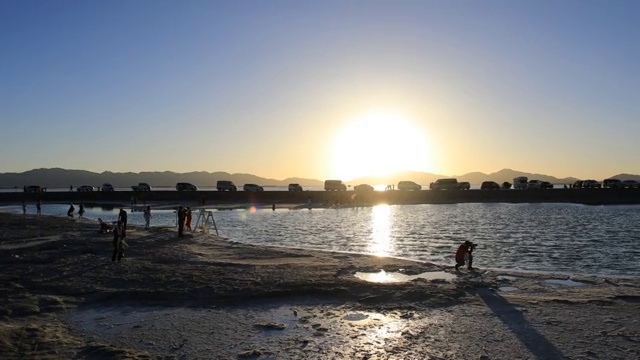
2;0;638;181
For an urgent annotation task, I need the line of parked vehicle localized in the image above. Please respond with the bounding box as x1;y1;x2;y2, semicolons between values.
27;181;306;193
22;176;639;194
573;178;639;189
513;176;640;189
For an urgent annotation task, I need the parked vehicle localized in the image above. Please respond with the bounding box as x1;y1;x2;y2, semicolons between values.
288;183;303;191
77;185;95;192
513;176;528;190
101;183;114;191
354;184;374;192
397;181;421;191
429;178;459;191
582;180;602;189
25;185;42;193
527;180;544;189
480;181;500;190
176;182;197;191
458;181;471;190
573;180;583;189
501;182;512;190
243;183;264;192
622;180;640;188
324;180;347;191
603;179;623;188
540;181;554;189
216;180;237;191
131;183;152;191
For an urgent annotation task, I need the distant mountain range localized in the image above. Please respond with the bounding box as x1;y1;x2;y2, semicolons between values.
0;168;322;188
0;168;638;188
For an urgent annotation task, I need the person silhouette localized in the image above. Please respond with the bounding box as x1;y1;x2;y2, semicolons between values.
144;206;151;229
455;241;476;271
118;209;128;234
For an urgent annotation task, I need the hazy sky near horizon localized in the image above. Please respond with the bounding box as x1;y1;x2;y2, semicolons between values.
1;0;638;181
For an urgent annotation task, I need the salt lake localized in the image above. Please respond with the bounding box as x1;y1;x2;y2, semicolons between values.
4;202;640;278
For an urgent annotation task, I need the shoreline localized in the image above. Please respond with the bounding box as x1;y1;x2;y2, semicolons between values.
1;212;639;359
3;207;639;280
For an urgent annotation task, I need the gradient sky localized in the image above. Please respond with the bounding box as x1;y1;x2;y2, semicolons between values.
1;0;638;180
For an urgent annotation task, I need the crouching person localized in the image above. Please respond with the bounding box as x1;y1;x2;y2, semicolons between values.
454;241;476;271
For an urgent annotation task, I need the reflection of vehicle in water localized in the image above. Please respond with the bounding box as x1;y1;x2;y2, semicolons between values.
397;181;421;191
430;178;459;191
288;183;303;191
176;182;198;191
513;176;528;190
457;181;470;190
216;180;237;191
324;180;347;191
480;181;500;190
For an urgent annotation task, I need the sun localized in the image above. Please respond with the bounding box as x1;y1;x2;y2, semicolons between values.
331;111;432;180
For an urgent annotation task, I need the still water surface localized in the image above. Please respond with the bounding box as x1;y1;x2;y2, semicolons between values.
6;203;640;277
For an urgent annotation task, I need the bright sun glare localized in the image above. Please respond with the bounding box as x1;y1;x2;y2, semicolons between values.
331;112;431;180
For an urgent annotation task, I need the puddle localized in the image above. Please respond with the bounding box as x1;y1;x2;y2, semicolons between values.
354;270;457;283
496;275;524;281
343;312;369;321
544;279;586;287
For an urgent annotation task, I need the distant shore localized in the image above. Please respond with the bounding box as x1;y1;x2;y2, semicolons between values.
3;188;640;206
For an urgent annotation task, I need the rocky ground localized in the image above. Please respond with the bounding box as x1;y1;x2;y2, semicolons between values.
0;212;638;359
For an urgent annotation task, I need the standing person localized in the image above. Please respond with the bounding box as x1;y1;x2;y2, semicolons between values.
118;208;128;234
70;185;73;192
67;204;75;218
78;203;85;218
455;241;472;271
143;206;151;229
36;199;41;216
185;207;192;231
177;206;185;237
22;201;27;216
112;221;125;262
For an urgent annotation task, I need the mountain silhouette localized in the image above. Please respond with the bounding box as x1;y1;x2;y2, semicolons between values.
0;168;637;188
0;168;322;188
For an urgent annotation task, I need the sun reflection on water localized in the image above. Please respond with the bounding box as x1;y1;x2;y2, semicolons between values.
369;204;393;256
